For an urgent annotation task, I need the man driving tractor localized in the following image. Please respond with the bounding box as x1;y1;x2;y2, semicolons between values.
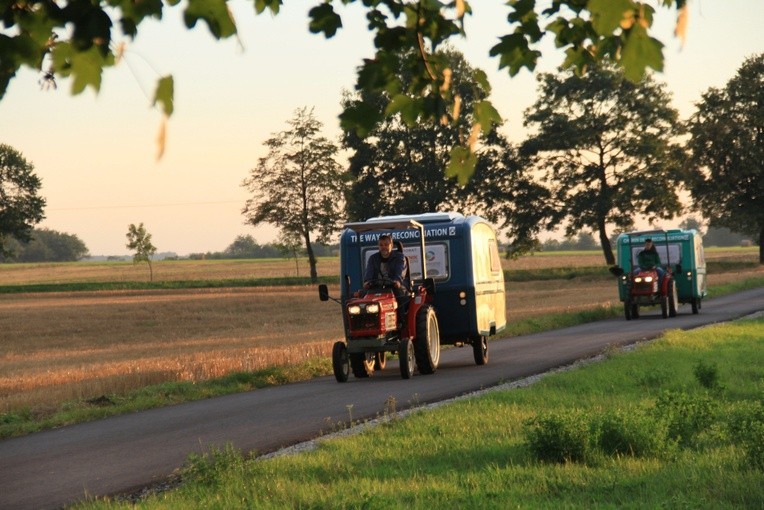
363;234;411;327
636;238;665;284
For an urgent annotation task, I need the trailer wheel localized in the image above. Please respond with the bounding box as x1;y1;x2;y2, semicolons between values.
399;338;415;379
350;352;374;378
668;280;678;317
373;352;387;371
332;342;350;383
691;298;700;314
472;335;488;365
414;305;440;375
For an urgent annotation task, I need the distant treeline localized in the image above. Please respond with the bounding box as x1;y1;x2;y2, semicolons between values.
0;228;88;263
1;226;754;264
539;226;754;252
186;235;337;260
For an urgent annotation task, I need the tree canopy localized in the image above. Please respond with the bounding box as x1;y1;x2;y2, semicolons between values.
520;64;685;265
1;0;688;179
342;47;548;253
686;53;763;263
0;228;89;262
241;107;348;283
126;222;157;281
0;144;46;257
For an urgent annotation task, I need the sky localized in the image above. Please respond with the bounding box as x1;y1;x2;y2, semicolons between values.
1;1;763;256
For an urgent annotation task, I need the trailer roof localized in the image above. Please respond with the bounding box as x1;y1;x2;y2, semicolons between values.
343;218;424;233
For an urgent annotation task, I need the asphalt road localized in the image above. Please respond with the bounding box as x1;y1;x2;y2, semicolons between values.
2;287;763;509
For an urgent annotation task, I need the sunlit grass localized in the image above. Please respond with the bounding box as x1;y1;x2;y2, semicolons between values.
79;317;764;509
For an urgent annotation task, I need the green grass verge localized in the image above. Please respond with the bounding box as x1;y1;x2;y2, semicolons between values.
80;317;764;509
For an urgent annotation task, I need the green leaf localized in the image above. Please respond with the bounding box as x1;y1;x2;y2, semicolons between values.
445;145;478;186
474;100;502;132
153;75;174;116
308;4;342;38
385;94;421;125
339;102;383;138
183;0;237;39
489;33;540;76
621;25;664;81
51;43;113;95
589;0;634;36
253;0;282;15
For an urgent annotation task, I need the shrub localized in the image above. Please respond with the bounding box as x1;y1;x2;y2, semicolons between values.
728;401;764;469
652;390;717;447
180;443;250;487
693;360;720;390
524;410;592;463
596;407;674;458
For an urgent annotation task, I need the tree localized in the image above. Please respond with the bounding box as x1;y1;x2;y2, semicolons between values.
2;228;89;262
126;223;157;281
341;47;549;254
686;54;764;263
0;144;46;257
1;1;688;179
242;107;348;283
520;64;685;265
679;216;704;236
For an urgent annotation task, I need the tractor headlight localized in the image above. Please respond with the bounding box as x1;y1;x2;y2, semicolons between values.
644;276;654;283
634;277;643;283
366;303;380;314
348;305;361;315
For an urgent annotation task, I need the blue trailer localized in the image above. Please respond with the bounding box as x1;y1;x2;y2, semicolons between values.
320;212;506;380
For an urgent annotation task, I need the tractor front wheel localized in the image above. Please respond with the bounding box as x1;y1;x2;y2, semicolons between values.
399;338;415;379
668;280;678;317
350;352;374;378
624;300;632;320
374;352;387;371
414;305;440;375
332;342;350;383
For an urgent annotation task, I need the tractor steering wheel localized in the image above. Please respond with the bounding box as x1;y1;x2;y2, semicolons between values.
366;277;396;290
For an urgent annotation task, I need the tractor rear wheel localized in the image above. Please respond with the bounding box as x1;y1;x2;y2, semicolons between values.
414;305;440;375
350;352;374;378
472;335;488;365
399;338;415;379
332;341;350;383
661;293;669;318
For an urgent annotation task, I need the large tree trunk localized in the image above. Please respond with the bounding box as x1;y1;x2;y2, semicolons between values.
304;231;318;283
597;220;615;265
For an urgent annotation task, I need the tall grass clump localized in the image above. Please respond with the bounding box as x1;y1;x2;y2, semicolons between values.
523;409;593;463
596;407;675;458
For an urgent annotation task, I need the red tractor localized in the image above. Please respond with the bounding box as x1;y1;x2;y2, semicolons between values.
623;266;678;320
318;219;440;381
611;231;679;320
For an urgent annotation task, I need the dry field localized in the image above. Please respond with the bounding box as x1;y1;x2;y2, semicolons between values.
1;250;761;415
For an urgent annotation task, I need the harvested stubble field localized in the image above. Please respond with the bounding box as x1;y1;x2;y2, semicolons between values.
1;249;761;415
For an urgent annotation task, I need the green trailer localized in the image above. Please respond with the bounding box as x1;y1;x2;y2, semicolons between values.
613;229;707;315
